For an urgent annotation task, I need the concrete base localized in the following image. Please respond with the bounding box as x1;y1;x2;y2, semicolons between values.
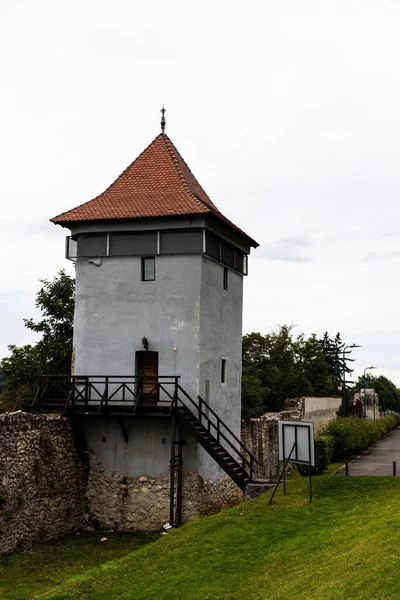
245;480;276;501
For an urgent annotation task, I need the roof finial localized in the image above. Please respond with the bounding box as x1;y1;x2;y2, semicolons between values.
160;106;166;133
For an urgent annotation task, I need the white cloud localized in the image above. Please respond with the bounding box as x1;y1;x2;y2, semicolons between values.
1;0;400;384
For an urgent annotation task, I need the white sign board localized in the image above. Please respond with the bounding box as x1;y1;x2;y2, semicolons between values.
278;420;315;467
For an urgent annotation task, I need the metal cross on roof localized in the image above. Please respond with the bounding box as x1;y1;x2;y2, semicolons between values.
161;106;166;133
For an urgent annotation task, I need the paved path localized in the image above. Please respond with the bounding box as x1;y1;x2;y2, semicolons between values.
336;428;400;476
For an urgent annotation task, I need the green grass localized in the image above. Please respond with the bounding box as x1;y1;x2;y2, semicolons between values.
3;469;400;599
0;531;157;600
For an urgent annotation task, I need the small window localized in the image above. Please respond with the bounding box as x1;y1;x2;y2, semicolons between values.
109;232;157;256
77;234;107;258
223;267;228;290
221;241;235;268
205;232;221;260
141;257;155;281
221;359;226;383
160;230;203;254
65;236;77;262
243;254;248;276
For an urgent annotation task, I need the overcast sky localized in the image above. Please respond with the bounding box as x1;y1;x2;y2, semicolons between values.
1;0;400;385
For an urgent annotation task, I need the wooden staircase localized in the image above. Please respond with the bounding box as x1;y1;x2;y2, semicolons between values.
31;375;257;495
176;405;251;491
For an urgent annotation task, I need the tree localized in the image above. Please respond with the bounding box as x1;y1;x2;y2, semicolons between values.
242;326;300;414
0;271;75;411
322;332;354;382
241;365;265;418
374;376;400;413
352;374;400;413
298;334;336;397
241;327;349;418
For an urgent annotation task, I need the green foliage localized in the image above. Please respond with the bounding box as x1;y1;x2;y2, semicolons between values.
0;345;41;411
298;434;334;476
322;332;353;380
352;374;400;413
297;333;336;396
0;271;75;412
23;270;75;374
337;395;363;417
324;416;398;461
242;326;343;416
241;365;265;418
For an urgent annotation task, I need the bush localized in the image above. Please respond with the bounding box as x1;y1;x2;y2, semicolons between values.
324;415;398;461
299;434;334;476
314;435;334;473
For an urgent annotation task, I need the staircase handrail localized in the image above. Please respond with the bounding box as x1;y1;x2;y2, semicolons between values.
197;394;257;464
175;384;257;473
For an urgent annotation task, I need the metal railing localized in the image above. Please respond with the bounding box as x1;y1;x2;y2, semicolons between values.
173;385;257;481
32;375;180;413
32;374;257;481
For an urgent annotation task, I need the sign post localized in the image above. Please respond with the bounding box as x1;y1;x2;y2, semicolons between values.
269;420;315;505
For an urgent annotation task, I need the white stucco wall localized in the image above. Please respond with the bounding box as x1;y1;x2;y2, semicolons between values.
73;254;203;477
197;258;243;480
73;254;201;397
73;251;244;482
83;417;198;477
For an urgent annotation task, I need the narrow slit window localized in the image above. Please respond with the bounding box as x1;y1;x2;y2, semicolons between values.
223;267;228;290
221;359;226;383
141;257;155;281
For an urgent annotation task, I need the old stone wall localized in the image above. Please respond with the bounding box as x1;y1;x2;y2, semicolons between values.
241;399;304;479
353;389;380;420
0;412;87;556
303;396;342;433
86;452;242;531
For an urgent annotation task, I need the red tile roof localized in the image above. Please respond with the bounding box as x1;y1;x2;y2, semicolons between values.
51;133;258;246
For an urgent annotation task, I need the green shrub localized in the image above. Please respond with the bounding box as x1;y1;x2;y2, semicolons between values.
324;418;356;460
315;434;334;473
298;434;334;476
324;415;398;461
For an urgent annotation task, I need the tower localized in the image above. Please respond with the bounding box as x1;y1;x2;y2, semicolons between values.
48;122;258;529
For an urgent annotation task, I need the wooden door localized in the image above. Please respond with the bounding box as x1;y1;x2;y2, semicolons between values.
136;351;159;404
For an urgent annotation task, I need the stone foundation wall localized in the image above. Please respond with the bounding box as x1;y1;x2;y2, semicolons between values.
86;453;242;531
0;412;87;556
0;411;245;551
241;400;303;479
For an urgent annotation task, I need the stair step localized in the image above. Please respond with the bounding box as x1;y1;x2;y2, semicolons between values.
216;453;233;460
175;401;252;492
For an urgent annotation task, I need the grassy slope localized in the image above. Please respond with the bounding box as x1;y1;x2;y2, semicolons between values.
37;470;400;600
0;532;157;600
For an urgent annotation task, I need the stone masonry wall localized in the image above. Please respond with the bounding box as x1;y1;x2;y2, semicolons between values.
241;399;304;479
86;452;242;531
353;389;380;420
0;412;87;556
